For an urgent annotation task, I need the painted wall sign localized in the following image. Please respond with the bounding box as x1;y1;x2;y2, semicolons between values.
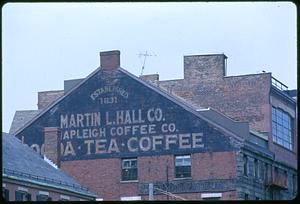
59;108;204;159
16;69;234;161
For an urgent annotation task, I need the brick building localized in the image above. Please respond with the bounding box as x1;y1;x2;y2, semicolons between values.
2;132;97;201
9;50;297;200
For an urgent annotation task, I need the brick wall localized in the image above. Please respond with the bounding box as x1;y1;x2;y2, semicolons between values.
61;151;237;200
184;54;227;82
159;65;271;132
192;151;236;180
141;191;237;200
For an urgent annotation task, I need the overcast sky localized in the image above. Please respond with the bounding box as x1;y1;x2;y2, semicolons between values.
2;2;297;133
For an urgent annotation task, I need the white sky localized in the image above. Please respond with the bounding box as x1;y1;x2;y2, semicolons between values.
2;2;297;133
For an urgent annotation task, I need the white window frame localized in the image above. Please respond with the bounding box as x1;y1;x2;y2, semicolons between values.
201;193;222;199
120;196;142;201
60;195;70;200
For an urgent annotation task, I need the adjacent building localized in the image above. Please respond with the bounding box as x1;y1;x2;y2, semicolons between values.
2;132;97;201
9;50;297;200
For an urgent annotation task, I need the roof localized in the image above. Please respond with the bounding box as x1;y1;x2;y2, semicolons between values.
2;132;97;198
9;110;41;135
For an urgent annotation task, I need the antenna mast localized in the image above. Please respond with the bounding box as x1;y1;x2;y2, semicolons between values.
138;51;156;76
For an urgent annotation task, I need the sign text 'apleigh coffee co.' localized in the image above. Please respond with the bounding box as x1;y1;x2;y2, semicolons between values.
59;107;204;160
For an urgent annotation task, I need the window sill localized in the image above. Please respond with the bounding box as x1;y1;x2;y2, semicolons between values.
120;180;139;183
173;177;192;181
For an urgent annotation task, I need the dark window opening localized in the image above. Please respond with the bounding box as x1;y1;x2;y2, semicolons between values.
244;193;249;200
203;197;221;201
121;158;138;181
15;190;31;201
243;155;248;176
59;198;70;201
292;174;297;195
254;159;259;178
265;163;269;182
36;194;52;201
175;155;191;178
3;188;9;201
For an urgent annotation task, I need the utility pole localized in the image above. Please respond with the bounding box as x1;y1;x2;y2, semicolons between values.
166;165;169;200
149;183;154;200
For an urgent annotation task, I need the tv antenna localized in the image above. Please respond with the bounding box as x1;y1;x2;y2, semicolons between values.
138;50;157;76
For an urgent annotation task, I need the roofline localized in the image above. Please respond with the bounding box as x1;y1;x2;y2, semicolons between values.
184;53;228;59
15;66;245;144
14;66;103;135
119;67;245;143
2;173;97;198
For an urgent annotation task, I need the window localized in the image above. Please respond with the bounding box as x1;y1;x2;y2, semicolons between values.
2;188;9;201
244;193;249;200
272;107;293;150
175;155;191;178
36;194;52;201
59;195;70;201
264;163;269;182
201;193;222;200
15;191;31;201
254;159;259;178
292;174;297;195
120;196;141;201
243;155;248;176
121;158;138;181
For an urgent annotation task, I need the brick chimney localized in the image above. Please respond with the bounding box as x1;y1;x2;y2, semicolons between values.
184;54;227;81
38;90;64;110
100;50;120;71
44;127;61;167
140;74;159;86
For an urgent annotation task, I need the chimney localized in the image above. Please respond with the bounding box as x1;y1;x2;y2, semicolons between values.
140;74;159;86
44;127;61;167
100;50;120;71
38;90;64;110
184;54;227;81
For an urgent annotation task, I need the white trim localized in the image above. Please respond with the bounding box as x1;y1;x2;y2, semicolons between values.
17;186;28;192
2;183;6;188
201;193;222;198
120;196;142;201
60;195;70;200
120;180;139;183
38;191;49;196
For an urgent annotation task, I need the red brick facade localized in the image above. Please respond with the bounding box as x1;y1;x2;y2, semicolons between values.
61;151;237;200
